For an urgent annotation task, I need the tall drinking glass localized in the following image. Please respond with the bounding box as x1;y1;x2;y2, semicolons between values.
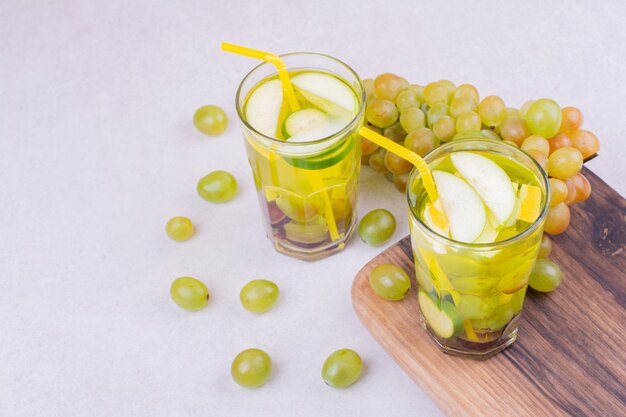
407;139;550;359
236;53;365;261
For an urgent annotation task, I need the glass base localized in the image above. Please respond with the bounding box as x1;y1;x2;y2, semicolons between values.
420;315;520;360
269;216;357;261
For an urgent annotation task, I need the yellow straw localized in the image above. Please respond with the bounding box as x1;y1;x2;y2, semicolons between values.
358;127;439;202
222;42;341;243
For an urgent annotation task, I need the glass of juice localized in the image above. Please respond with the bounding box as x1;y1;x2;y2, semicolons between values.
235;53;365;261
407;139;549;359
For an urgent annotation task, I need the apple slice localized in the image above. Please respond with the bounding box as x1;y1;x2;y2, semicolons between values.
432;170;486;243
291;72;358;119
245;79;283;137
450;152;516;226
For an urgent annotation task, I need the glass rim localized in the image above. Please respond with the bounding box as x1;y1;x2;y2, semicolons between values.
234;52;366;146
406;138;551;249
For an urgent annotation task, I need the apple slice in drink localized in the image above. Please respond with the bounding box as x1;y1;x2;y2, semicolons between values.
432;170;486;243
291;72;358;120
450;152;516;227
245;79;283;137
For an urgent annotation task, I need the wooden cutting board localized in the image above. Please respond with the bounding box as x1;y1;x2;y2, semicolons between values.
352;168;626;417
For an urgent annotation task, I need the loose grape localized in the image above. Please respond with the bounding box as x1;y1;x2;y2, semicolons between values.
519;100;535;120
544;202;570;235
538;234;553;258
166;216;194;241
525;99;562;138
384;150;413;174
193;105;228;136
368;147;388;173
399;107;426;133
393;172;410;193
500;116;530;146
396;89;421;113
549;178;569;207
449;97;476;117
427;103;450;127
170;277;209;311
369;264;411;300
571;173;592;203
560;107;583;134
453;84;480;104
366;98;399;128
373;73;409;101
521;135;550;156
424;82;449;106
322;349;363;389
358;209;396;246
383;123;406;143
456;111;482;133
437;79;457;101
571;130;600;159
433;116;456;142
564;176;578;205
549;132;573;154
404;128;437;156
529;259;562;292
363;78;374;101
231;348;272;388
548;147;583;179
527;150;548;172
478;95;506;127
240;279;279;313
197;170;238;202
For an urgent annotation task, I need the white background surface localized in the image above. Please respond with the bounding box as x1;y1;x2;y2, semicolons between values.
1;1;625;416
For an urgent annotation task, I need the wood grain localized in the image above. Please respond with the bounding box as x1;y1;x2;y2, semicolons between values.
352;168;626;417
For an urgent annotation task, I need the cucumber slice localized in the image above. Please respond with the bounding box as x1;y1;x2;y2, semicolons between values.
244;79;283;137
418;289;464;339
282;108;329;139
291;72;358;116
282;135;355;170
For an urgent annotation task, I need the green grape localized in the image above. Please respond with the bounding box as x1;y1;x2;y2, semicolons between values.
404;128;437;156
480;129;501;141
362;78;374;101
384;150;413;174
455;111;481;132
396;89;421;113
571;130;600;159
525;98;562;138
449;97;476;117
453;130;485;141
538;234;553;258
170;277;209;311
231;348;272;388
527;149;548;172
521;135;550;155
433;116;456;142
571;173;592;202
549;178;569;207
560;106;583;134
423;82;449;106
407;84;425;102
478;95;506;127
166;216;194;241
437;79;457;101
529;259;562;292
500;116;530;146
366;98;399;128
549;132;573;154
322;349;363;388
368;147;388;173
505;107;520;118
453;83;479;104
197;170;238;202
194;105;228;136
547;147;583;179
383;123;406;142
399;107;426;133
519;100;535;120
360;124;381;156
358;209;396;246
564;176;578;205
240;279;279;313
544;202;570;235
427;103;449;127
393;172;410;193
369;264;411;300
373;73;409;101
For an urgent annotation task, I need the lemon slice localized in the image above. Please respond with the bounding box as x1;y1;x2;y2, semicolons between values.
517;184;542;223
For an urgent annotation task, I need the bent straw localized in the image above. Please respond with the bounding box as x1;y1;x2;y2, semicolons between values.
221;42;341;242
358;127;439;202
